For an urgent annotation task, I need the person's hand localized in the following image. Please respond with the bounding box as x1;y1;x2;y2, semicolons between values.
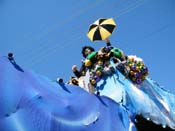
105;38;111;46
72;65;78;72
105;38;110;43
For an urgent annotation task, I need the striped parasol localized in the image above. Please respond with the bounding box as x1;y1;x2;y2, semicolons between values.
87;18;116;41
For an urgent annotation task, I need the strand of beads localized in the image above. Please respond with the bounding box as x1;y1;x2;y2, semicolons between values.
127;56;148;84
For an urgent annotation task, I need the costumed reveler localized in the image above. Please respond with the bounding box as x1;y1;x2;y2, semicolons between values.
70;17;175;130
70;39;175;130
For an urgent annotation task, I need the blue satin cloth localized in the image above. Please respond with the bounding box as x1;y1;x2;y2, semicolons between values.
98;61;175;130
0;56;136;131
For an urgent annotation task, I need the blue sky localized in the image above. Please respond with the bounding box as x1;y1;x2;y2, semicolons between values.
0;0;175;93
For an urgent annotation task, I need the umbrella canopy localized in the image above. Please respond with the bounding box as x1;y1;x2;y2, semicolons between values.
87;18;116;41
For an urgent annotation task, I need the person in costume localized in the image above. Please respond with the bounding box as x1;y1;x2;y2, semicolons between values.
72;46;96;78
72;39;113;78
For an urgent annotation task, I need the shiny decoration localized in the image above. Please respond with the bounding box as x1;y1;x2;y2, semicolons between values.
127;56;149;84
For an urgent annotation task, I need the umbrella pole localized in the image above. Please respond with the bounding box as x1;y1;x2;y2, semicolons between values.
105;38;111;46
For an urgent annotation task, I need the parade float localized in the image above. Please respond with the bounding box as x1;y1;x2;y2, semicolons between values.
0;18;175;131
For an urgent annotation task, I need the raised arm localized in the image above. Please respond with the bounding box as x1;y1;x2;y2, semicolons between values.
105;38;111;46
